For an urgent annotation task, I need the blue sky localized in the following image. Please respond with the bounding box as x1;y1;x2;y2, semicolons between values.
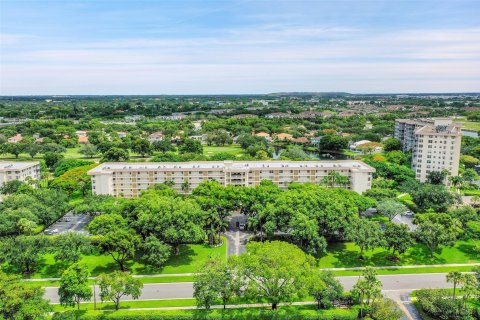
1;0;479;94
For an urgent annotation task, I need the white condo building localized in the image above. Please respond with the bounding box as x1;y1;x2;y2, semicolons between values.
88;160;375;197
0;162;41;187
394;118;462;183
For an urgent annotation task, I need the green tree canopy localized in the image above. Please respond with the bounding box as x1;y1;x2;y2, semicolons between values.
58;263;92;310
98;271;143;310
229;241;315;310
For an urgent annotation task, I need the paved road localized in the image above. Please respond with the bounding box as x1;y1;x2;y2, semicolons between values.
225;213;250;256
44;273;451;304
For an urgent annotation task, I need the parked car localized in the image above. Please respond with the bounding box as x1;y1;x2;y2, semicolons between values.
239;223;246;231
404;210;414;217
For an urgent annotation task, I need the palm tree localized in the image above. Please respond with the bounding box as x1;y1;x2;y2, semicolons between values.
321;171;350;188
181;180;191;193
446;271;464;300
448;175;462;193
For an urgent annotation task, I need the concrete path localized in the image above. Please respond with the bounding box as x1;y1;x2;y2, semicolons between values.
25;262;478;282
322;262;480;271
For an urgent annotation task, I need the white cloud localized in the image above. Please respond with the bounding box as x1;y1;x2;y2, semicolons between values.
1;27;480;94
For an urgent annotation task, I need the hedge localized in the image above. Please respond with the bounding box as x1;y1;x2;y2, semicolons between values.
52;307;358;320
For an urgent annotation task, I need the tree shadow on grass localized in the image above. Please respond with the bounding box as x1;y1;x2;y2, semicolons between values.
135;245;196;274
457;242;480;261
404;245;446;265
91;261;121;275
39;258;72;278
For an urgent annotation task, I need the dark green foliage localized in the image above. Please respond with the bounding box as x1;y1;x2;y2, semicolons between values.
363;188;397;201
44;151;64;168
0;179;27;194
0;271;52;319
408;183;457;212
318;135;348;152
178;139;203;154
101;147;129;162
0;188;68;235
382;138;402;152
363;158;415;185
416;289;473;320
0;235;49;273
54;159;94;177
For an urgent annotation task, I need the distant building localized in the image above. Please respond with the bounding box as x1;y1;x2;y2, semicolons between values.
395;118;462;183
350;140;373;151
78;136;89;144
292;137;309;144
265;112;290;119
232;114;257;119
337;110;358;118
7;134;23;143
274;133;294;141
117;132;128;139
253;132;272;141
148;132;164;143
292;111;330;119
0;162;41;187
157;113;186;120
88;160;375;197
192;121;203;131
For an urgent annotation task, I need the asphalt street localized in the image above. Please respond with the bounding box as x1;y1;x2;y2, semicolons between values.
44;273;452;304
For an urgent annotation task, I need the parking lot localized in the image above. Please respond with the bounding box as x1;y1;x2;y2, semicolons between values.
392;213;417;231
44;212;91;235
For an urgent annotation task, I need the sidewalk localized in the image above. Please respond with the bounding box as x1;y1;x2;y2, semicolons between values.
321;262;480;271
22;263;480;282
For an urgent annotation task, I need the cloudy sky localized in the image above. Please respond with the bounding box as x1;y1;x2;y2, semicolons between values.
1;0;479;95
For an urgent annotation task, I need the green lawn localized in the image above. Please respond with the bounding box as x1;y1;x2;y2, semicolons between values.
319;239;480;269
54;305;358;320
22;275;194;287
52;299;197;312
464;189;480;196
203;144;244;157
64;147;150;161
454;118;480;132
330;265;479;277
8;239;226;279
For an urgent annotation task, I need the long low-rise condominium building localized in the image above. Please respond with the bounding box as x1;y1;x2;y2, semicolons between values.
88;160;375;197
0;161;41;187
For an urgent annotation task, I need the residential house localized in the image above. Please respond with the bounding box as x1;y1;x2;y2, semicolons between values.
274;133;294;141
78;136;89;144
253;132;272;142
148;132;164;143
8;134;23;143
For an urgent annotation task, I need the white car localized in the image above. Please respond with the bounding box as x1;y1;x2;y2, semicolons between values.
404;211;414;217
